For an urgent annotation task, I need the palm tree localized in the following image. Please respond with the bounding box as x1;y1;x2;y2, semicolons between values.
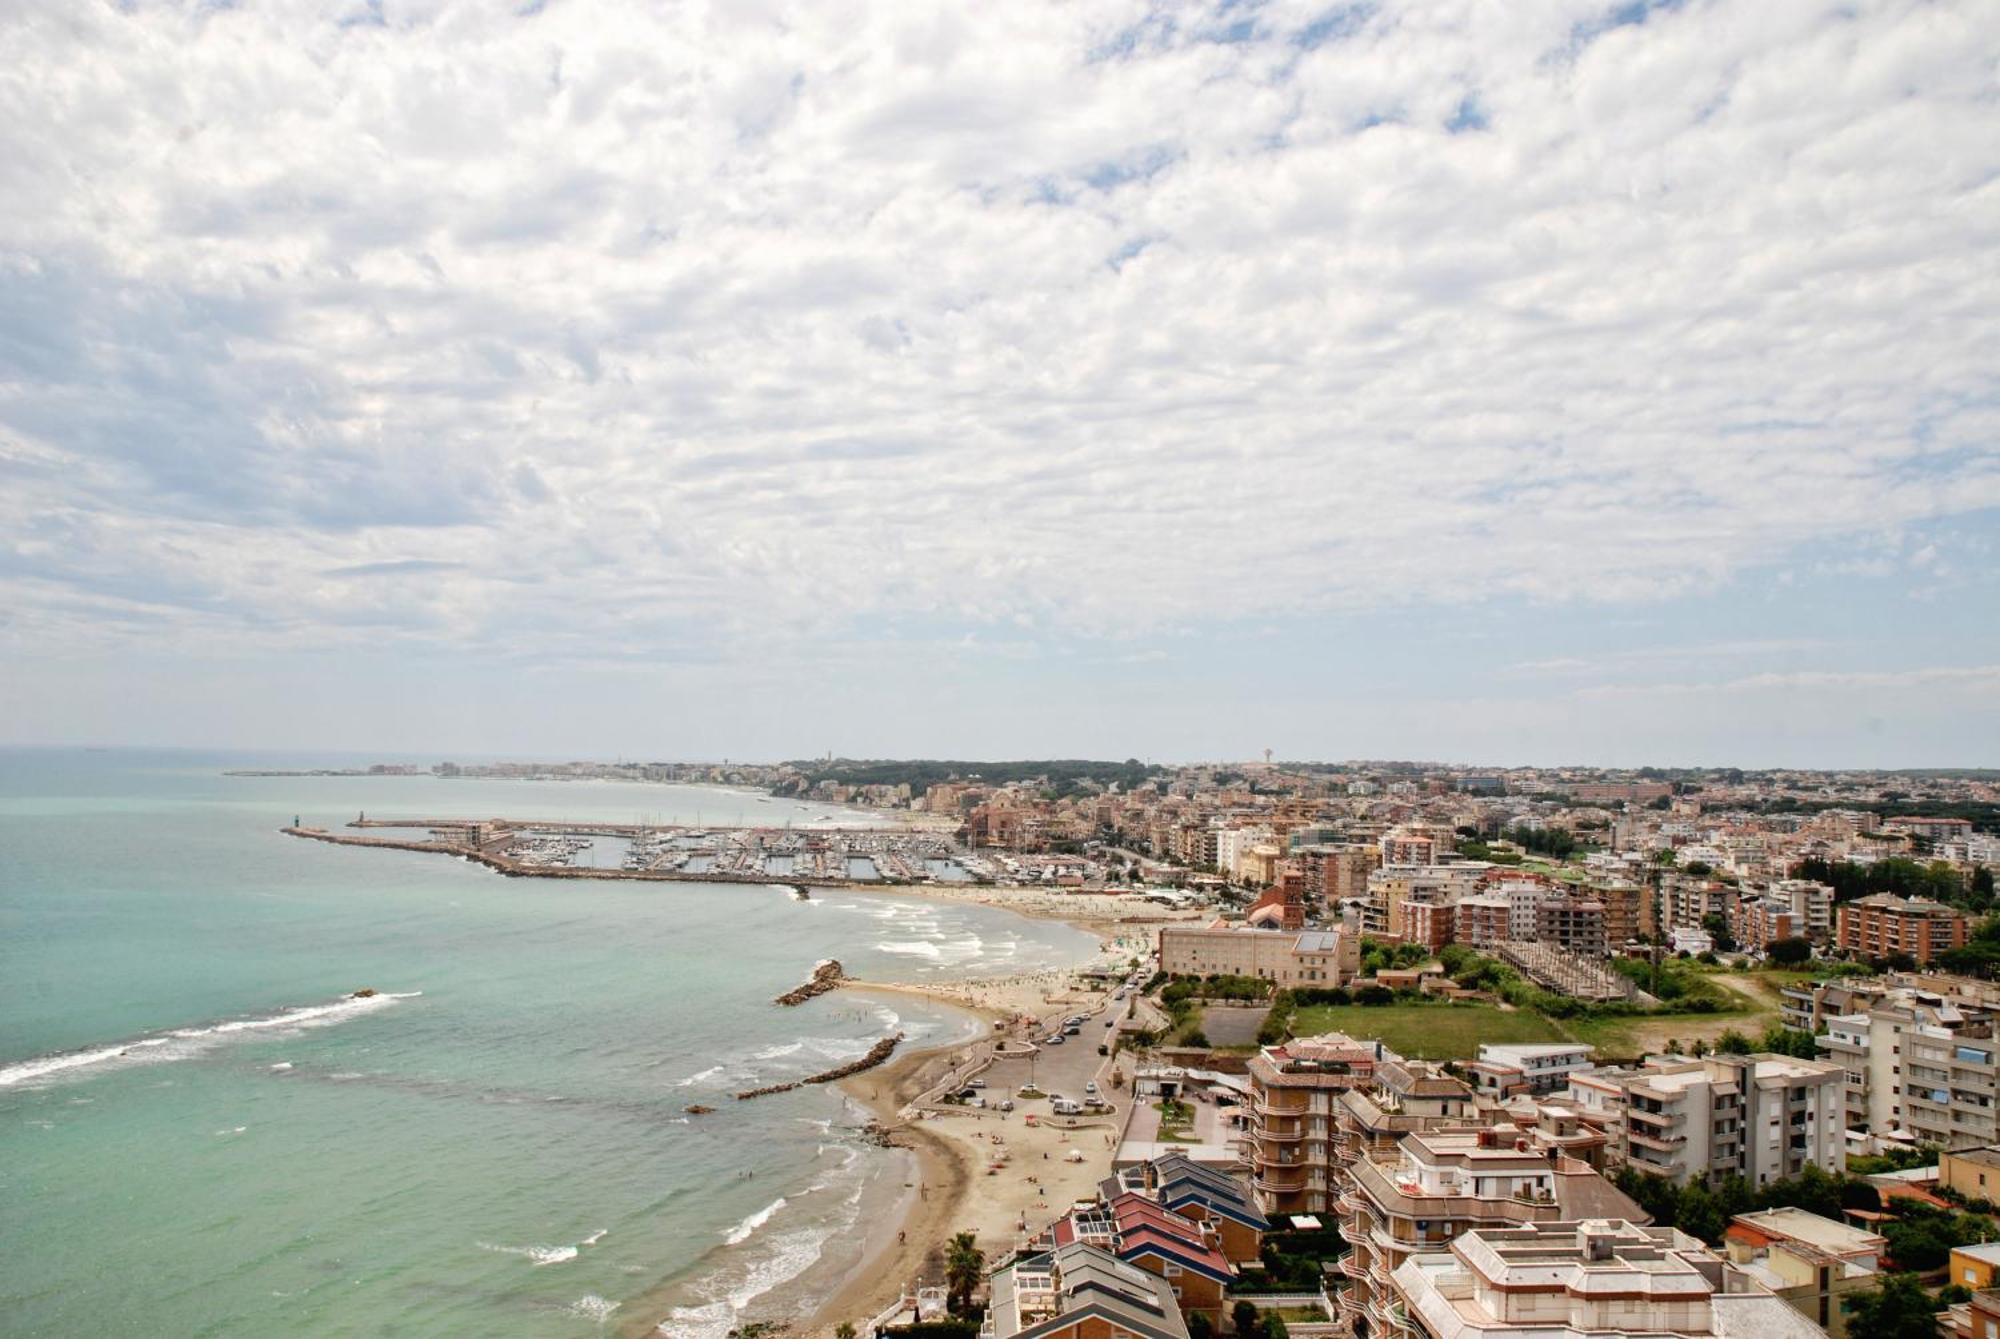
945;1231;985;1315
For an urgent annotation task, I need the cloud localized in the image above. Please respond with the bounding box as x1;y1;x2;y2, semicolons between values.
0;0;1994;677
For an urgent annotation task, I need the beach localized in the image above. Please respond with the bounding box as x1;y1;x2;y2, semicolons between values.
791;939;1161;1338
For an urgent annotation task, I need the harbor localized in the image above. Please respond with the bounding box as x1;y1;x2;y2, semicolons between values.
281;814;1005;889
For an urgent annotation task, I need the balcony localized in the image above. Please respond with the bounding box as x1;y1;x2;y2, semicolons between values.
1627;1106;1683;1130
1628;1128;1686;1153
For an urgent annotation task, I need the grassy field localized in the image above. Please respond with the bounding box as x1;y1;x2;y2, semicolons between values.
1286;1003;1567;1059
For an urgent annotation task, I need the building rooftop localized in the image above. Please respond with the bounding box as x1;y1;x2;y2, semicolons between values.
1728;1206;1885;1259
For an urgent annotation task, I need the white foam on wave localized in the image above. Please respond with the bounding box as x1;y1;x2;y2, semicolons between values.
581;1228;609;1247
570;1294;618;1324
269;1062;293;1071
661;1144;880;1339
752;1042;803;1060
722;1196;787;1246
480;1241;579;1266
678;1064;727;1088
875;939;942;959
0;992;421;1090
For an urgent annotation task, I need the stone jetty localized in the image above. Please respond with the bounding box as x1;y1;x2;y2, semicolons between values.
774;959;843;1006
734;1034;902;1101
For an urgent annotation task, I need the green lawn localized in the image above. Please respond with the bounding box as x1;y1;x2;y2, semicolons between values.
1285;1003;1567;1059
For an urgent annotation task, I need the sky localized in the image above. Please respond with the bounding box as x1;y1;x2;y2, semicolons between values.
2;0;1997;768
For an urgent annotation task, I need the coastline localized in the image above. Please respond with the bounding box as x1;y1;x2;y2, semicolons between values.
623;897;1153;1339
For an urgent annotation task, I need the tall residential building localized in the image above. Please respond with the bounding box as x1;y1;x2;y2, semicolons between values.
1816;982;2000;1147
1335;1130;1649;1336
1836;893;1971;964
1244;1033;1395;1216
1571;1053;1844;1186
1391;1219;1825;1339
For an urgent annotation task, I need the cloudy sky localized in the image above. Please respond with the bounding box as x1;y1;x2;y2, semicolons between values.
2;0;1997;766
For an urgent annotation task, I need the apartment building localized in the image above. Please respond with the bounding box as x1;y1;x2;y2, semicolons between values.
1336;1130;1648;1336
1158;925;1359;985
1329;1059;1478;1167
1536;891;1608;958
1573;1053;1844;1186
982;1241;1189;1339
1244;1033;1394;1216
1731;893;1807;954
1723;1207;1884;1337
1400;898;1454;952
1391;1219;1824;1339
1902;1014;2000;1149
1465;1043;1596;1099
1836;893;1971;964
1595;879;1653;950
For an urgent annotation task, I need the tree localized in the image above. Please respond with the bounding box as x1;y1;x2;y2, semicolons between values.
1847;1272;1951;1339
836;1326;857;1339
1187;1314;1214;1339
945;1232;985;1316
1233;1300;1260;1336
1714;1029;1753;1055
1767;936;1812;965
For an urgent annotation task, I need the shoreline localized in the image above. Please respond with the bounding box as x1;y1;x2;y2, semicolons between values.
624;907;1149;1339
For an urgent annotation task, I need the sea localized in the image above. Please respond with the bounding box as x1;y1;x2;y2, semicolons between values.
0;749;1103;1338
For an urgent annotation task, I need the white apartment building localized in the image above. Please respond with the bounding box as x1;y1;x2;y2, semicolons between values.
1816;986;2000;1149
1469;1043;1597;1098
1571;1053;1843;1186
1391;1219;1824;1339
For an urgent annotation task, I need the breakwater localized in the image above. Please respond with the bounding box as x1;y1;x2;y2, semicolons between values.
734;1034;902;1101
280;826;891;891
775;960;844;1005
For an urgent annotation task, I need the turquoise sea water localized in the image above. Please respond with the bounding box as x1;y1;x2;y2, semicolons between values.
0;750;1101;1338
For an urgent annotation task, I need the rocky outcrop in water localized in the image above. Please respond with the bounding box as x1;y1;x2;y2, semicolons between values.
774;959;843;1006
734;1034;901;1101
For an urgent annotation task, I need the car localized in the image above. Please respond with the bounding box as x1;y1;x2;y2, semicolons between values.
968;1077;987;1088
1046;1034;1065;1045
965;1095;986;1109
1104;1018;1115;1027
1063;1024;1081;1035
1085;1081;1099;1095
1097;1043;1110;1055
998;1099;1015;1112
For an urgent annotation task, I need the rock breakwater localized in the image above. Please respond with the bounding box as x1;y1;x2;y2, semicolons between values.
774;960;844;1006
734;1034;902;1101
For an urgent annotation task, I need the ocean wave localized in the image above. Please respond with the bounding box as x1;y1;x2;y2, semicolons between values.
875;939;943;959
480;1241;579;1266
677;1064;727;1088
660;1228;829;1339
752;1042;803;1060
722;1196;787;1246
570;1294;618;1324
0;992;422;1090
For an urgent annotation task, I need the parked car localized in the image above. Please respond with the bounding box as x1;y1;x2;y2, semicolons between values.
1085;1081;1099;1096
968;1077;987;1088
998;1099;1015;1112
1046;1034;1065;1045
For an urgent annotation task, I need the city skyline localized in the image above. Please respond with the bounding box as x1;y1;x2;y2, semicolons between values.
4;1;1997;765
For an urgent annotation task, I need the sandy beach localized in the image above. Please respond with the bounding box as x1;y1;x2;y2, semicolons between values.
792;963;1140;1339
627;891;1177;1338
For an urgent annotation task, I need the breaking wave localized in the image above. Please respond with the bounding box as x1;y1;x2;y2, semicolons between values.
0;992;422;1089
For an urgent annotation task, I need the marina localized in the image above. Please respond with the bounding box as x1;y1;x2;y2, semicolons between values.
285;815;1000;887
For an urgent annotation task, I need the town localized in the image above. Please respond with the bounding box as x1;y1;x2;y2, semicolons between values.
739;756;1995;1339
